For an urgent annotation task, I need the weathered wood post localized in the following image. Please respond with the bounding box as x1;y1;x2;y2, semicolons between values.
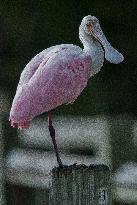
49;164;111;205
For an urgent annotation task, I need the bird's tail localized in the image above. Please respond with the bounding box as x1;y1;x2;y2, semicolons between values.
9;117;30;129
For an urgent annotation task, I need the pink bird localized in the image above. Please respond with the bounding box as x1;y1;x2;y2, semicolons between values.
9;15;124;167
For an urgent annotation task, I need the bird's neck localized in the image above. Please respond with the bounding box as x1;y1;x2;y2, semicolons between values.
79;31;104;75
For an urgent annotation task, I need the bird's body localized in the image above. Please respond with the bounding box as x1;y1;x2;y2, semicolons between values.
10;44;93;128
9;15;124;130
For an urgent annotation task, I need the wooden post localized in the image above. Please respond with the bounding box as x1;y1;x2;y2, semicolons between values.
49;164;111;205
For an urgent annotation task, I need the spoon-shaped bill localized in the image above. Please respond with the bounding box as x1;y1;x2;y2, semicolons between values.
93;24;124;64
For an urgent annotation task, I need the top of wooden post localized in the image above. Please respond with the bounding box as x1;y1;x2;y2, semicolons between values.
52;163;110;175
49;164;111;205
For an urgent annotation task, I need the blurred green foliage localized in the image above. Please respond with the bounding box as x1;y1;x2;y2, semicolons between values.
0;0;137;115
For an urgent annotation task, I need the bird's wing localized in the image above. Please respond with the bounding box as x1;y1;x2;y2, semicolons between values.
25;48;92;117
10;47;92;125
17;44;80;89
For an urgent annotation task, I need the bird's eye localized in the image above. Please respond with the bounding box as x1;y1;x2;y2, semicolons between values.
86;22;93;32
86;22;93;27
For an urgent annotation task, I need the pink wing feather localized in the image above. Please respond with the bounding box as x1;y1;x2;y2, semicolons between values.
9;46;92;128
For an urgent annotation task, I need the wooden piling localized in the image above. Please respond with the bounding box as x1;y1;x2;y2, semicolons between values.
49;164;111;205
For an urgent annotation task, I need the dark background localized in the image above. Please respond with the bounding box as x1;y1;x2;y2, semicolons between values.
0;1;137;204
0;0;136;116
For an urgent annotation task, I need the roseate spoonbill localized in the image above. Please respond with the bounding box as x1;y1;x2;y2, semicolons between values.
9;15;124;167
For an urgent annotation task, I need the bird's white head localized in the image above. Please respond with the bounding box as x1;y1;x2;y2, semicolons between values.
79;15;124;64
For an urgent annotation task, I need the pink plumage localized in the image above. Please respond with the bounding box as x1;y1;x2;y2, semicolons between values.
9;45;92;128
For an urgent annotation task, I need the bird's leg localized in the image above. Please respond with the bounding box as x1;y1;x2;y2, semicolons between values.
48;111;63;168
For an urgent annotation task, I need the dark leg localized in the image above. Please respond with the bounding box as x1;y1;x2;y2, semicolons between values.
48;111;63;168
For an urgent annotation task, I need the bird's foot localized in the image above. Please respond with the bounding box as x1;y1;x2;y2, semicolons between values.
58;163;64;169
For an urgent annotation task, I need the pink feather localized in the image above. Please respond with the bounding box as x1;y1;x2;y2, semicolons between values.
9;45;92;128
